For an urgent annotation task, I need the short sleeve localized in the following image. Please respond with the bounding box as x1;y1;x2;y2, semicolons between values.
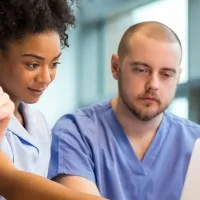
48;115;96;183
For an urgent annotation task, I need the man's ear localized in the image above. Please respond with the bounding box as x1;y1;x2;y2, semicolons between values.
111;54;120;80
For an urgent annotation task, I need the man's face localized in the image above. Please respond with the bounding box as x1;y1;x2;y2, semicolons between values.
0;31;61;104
112;33;182;121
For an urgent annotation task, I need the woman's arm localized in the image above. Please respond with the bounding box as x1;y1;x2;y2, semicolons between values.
0;87;105;200
0;151;105;200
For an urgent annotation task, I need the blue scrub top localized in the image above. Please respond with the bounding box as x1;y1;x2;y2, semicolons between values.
1;102;51;176
48;101;200;200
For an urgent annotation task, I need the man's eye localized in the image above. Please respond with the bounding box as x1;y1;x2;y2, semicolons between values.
164;73;171;77
161;72;175;78
137;68;145;72
133;67;149;74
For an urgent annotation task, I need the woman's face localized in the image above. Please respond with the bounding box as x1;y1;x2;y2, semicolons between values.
0;31;61;104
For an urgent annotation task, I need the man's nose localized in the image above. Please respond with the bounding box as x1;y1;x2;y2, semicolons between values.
145;74;159;91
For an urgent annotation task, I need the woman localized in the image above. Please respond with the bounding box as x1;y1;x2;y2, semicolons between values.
0;0;74;176
0;0;106;199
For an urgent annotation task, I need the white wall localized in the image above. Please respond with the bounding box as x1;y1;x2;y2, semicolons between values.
79;25;100;105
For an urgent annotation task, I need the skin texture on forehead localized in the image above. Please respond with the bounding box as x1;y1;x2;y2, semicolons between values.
117;21;182;63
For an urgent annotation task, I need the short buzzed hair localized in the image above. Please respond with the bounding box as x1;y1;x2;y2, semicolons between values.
117;21;182;61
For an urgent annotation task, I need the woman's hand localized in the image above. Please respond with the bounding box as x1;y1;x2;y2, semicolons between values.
0;86;14;142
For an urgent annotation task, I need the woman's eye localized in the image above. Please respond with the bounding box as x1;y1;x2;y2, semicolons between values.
51;62;61;68
26;63;39;69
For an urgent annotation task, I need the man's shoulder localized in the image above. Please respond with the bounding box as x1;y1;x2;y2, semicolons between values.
165;112;200;130
53;100;111;132
80;100;111;117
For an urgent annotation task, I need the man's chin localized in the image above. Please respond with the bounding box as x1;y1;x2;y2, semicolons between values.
134;110;163;121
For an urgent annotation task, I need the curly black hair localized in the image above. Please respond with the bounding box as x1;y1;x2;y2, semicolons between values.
0;0;77;49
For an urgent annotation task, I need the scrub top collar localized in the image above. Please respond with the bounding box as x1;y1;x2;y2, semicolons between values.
7;102;39;152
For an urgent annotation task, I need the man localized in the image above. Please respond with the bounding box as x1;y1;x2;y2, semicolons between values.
48;21;200;200
0;86;105;199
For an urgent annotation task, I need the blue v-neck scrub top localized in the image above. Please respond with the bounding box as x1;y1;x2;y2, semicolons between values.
48;101;200;200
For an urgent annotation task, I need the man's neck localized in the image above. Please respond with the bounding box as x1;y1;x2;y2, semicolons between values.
111;97;163;160
111;97;163;137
